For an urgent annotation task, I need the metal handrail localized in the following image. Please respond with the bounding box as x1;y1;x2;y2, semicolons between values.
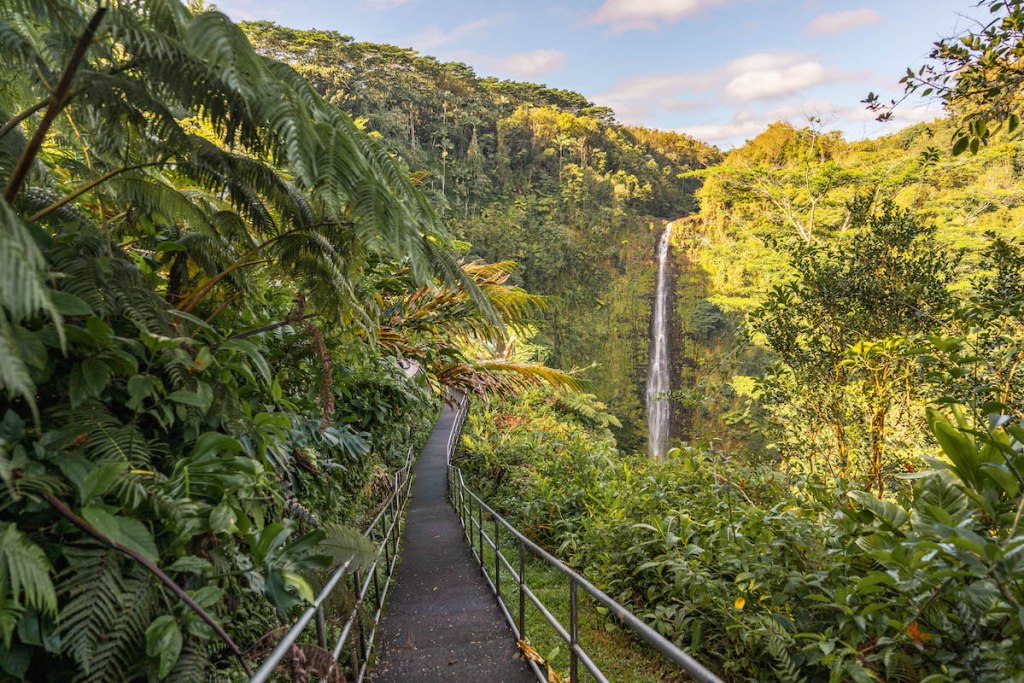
250;443;418;683
444;396;724;683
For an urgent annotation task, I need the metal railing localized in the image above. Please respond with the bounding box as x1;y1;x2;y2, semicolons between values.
445;395;723;683
250;444;418;683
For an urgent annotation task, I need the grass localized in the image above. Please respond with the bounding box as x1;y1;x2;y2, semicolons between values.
457;497;690;683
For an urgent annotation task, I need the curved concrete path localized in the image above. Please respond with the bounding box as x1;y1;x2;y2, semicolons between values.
372;404;535;682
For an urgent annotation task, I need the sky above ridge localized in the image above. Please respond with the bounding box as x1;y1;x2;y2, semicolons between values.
213;0;983;148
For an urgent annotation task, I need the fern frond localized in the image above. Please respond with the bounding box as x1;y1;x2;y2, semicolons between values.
0;200;62;417
317;525;378;574
0;522;57;628
555;392;623;429
167;637;213;682
59;546;160;683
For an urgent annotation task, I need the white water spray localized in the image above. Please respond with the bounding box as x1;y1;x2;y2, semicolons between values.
646;221;673;458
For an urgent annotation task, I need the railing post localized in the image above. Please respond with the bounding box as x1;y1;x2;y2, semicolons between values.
373;562;383;609
390;493;400;562
518;538;525;640
352;573;364;675
494;515;500;599
569;579;579;683
460;482;467;532
477;499;484;569
383;513;392;570
353;570;366;663
315;606;327;650
468;485;475;544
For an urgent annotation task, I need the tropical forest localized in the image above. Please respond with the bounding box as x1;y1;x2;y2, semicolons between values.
1;0;1023;681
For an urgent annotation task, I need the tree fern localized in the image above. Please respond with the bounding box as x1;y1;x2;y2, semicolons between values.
48;403;154;466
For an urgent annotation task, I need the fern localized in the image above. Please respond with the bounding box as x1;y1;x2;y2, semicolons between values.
316;525;378;574
0;523;57;645
555;392;623;429
166;637;213;682
883;650;920;683
0;202;62;418
764;629;805;683
59;546;160;683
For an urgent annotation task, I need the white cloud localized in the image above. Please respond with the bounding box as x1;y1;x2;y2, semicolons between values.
728;51;807;73
595;51;865;122
591;0;729;32
679;102;838;144
805;8;881;35
405;17;504;50
363;0;414;8
725;61;830;100
450;48;566;81
677;98;932;147
680;119;770;144
493;50;566;78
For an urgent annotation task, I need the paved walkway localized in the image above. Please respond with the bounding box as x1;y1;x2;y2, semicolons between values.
372;403;535;683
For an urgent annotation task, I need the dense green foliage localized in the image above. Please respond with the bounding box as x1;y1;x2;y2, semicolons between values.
458;389;1024;682
675;115;1024;467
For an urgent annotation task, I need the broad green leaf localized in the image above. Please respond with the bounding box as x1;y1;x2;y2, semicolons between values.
48;291;92;317
190;432;244;459
145;615;182;679
79;461;128;502
166;556;212;574
127;374;160;409
81;507;159;562
979;462;1019;497
85;317;113;348
932;419;980;486
167;388;210;408
282;571;315;604
209;502;237;534
191;585;224;609
848;491;909;531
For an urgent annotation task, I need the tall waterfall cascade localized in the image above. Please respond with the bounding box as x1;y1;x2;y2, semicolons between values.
646;221;673;458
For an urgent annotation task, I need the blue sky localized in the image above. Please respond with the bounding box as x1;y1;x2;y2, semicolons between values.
214;0;982;148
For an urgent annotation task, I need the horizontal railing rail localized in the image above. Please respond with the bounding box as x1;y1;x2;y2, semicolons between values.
445;395;723;683
250;443;418;683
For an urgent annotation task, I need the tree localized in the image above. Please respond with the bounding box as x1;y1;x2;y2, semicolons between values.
750;199;958;494
871;0;1024;154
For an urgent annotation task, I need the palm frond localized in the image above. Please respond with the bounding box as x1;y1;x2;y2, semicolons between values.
436;358;582;401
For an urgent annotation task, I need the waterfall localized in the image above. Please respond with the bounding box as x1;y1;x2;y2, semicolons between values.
646;221;673;458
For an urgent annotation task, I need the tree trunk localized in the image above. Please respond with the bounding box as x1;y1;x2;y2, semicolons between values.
869;407;888;497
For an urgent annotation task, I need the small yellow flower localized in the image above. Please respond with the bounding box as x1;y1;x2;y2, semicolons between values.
734;596;746;610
